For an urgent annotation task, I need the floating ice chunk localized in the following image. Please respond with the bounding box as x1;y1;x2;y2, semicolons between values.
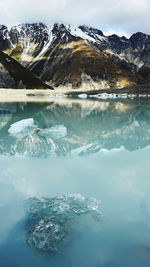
89;93;128;99
120;94;128;99
139;94;149;98
50;94;67;98
128;94;136;98
8;118;37;138
78;94;87;99
89;93;115;99
38;125;67;140
25;194;101;252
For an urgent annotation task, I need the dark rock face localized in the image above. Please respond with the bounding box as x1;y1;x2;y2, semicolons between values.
0;22;150;88
0;50;52;89
130;32;150;49
0;25;10;50
107;34;130;54
79;25;104;37
8;23;50;45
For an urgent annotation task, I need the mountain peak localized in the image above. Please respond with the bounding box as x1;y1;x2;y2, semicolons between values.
79;25;103;37
130;32;148;39
0;22;150;89
129;32;150;49
0;25;7;31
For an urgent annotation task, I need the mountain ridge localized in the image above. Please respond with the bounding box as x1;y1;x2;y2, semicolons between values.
0;22;150;89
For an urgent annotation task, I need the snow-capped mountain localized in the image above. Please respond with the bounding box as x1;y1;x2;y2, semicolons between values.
0;22;150;89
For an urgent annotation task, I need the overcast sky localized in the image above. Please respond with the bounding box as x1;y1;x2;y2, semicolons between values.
0;0;149;36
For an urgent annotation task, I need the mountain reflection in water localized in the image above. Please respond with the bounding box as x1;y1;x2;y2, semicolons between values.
0;99;150;156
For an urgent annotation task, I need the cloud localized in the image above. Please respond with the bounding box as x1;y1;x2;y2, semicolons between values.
0;0;149;35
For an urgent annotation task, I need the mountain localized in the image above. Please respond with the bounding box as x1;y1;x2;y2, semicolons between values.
0;50;52;89
0;23;150;89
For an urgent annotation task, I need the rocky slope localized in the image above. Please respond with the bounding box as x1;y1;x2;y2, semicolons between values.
0;50;52;89
0;23;150;89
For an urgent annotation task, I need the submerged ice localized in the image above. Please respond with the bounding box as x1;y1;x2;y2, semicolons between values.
8;118;37;138
25;194;101;252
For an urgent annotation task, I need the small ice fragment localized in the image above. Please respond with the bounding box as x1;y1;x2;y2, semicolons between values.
78;94;87;99
38;125;67;140
50;94;67;98
8;118;37;138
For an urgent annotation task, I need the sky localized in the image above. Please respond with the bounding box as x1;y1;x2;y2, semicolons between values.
0;0;149;36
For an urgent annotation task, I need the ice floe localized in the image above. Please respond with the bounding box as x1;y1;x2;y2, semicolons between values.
89;93;150;99
50;93;67;98
89;93;127;99
8;118;37;138
78;94;87;99
38;125;67;140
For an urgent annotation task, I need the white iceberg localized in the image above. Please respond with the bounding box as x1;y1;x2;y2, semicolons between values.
8;118;37;138
38;125;67;140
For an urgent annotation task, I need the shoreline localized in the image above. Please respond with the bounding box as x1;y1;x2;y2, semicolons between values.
0;87;150;102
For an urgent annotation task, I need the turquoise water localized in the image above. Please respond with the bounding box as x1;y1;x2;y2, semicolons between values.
0;99;150;266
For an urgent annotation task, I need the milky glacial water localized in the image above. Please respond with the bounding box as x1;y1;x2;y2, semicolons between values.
0;99;150;266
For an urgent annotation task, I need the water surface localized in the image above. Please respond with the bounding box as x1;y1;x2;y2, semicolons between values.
0;98;150;267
